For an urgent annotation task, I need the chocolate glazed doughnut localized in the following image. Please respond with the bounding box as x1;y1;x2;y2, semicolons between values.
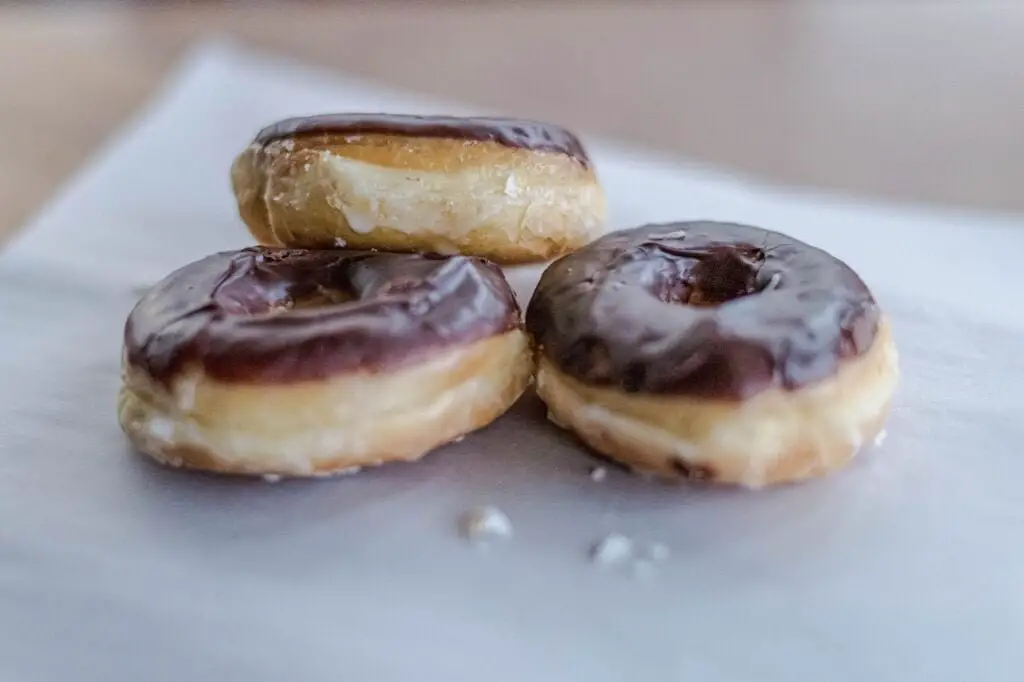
526;222;899;487
118;248;533;477
230;114;606;264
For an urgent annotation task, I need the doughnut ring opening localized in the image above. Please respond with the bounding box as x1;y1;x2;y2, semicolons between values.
230;114;607;264
526;222;899;488
118;248;533;477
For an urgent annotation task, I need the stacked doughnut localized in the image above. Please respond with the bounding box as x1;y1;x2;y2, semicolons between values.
118;113;898;487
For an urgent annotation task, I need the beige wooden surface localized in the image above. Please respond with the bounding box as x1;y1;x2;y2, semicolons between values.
2;2;1023;242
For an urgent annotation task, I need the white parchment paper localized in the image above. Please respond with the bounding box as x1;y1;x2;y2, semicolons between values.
2;43;1023;682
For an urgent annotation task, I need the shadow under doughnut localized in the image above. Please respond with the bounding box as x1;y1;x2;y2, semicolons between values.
118;247;533;477
525;221;899;488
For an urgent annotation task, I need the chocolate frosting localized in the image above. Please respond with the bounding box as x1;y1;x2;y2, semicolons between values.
525;222;880;399
252;113;592;168
125;248;521;385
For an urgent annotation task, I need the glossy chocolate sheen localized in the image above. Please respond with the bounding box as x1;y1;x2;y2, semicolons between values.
526;222;880;399
253;113;592;168
125;248;522;385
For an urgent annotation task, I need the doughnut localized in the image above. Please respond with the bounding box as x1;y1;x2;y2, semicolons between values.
525;221;899;488
118;247;532;477
230;114;606;264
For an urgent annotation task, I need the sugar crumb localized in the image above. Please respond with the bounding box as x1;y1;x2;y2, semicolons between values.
646;542;670;562
460;505;514;545
590;532;633;565
146;417;175;442
589;466;608;482
504;174;519;197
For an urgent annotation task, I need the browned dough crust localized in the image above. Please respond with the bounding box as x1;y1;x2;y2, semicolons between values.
119;331;533;477
536;320;898;487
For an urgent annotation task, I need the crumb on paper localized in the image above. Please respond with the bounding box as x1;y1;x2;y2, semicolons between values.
765;273;782;290
631;542;670;578
262;473;282;483
590;532;634;565
874;430;888;448
460;506;514;545
645;542;670;562
589;466;608;482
